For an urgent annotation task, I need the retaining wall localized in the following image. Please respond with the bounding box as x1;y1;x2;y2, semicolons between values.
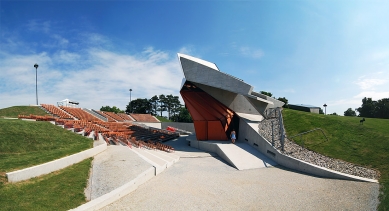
238;118;378;183
161;122;195;133
6;143;107;183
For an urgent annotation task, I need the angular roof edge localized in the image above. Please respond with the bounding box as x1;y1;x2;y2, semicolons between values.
177;53;219;71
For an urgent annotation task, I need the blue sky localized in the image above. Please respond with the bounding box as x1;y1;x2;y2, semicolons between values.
1;1;388;116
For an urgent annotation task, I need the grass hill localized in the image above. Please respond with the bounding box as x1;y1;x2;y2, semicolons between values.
156;116;171;122
0;106;93;210
0;105;48;118
282;108;389;210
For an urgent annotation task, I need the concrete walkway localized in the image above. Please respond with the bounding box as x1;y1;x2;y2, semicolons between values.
93;136;379;211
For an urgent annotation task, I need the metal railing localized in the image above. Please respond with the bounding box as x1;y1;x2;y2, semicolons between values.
264;107;328;151
264;107;280;119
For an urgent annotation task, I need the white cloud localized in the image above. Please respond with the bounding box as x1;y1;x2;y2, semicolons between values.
0;47;184;111
239;47;264;59
53;50;81;64
354;78;387;90
27;20;51;33
52;34;69;47
353;91;389;100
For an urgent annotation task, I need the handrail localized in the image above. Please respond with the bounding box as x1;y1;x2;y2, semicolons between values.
264;107;280;119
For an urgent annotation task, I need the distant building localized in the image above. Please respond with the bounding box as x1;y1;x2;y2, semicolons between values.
288;104;320;114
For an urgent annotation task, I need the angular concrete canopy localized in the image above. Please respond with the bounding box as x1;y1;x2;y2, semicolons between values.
178;53;284;141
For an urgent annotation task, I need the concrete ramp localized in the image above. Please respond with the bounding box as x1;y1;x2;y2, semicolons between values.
216;143;277;170
188;137;277;170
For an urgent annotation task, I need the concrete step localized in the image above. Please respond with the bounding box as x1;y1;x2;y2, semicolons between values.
131;147;168;175
151;149;180;164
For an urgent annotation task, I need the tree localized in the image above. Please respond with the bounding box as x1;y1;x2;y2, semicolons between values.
173;107;193;122
319;108;324;114
126;98;151;114
100;106;124;113
157;94;167;117
329;112;338;116
357;97;376;118
277;97;288;108
375;98;389;119
164;94;181;120
344;108;356;116
260;91;272;97
149;95;159;116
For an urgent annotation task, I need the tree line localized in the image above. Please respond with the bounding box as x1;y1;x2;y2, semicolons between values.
100;94;193;122
344;97;389;119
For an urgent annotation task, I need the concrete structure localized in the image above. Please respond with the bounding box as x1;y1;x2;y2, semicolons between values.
178;53;284;141
289;104;321;114
178;54;377;182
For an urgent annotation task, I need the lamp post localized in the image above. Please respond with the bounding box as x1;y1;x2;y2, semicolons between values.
323;103;327;115
129;89;132;113
34;63;39;105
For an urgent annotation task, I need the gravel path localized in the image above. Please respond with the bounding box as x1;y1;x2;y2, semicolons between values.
99;138;379;211
85;145;152;200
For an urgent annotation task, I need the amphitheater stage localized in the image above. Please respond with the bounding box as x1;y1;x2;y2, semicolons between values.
187;136;278;170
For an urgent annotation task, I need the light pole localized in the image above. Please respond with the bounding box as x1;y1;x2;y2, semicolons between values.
323;103;327;115
34;63;39;105
129;89;132;113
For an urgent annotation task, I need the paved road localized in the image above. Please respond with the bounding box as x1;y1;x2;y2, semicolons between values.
99;137;379;211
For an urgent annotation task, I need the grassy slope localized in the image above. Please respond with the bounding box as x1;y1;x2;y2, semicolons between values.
0;106;93;210
0;106;48;118
282;108;389;210
0;119;92;172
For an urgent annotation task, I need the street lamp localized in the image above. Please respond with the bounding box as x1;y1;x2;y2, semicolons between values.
323;103;327;115
34;63;39;105
129;89;132;113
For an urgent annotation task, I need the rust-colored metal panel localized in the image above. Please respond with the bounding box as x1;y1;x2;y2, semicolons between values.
180;83;237;141
208;121;228;140
193;121;207;140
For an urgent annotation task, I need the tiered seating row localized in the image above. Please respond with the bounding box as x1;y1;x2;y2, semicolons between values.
101;111;127;122
41;104;74;119
60;107;101;122
130;114;160;122
19;105;179;153
96;111;116;122
55;119;110;133
117;113;134;121
18;114;57;121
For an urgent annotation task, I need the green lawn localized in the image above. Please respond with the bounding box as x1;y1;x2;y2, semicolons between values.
0;106;94;210
0;158;92;211
0;119;93;172
0;106;48;118
282;108;389;210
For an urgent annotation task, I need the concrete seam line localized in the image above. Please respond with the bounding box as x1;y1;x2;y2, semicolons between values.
6;144;107;183
69;167;155;211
